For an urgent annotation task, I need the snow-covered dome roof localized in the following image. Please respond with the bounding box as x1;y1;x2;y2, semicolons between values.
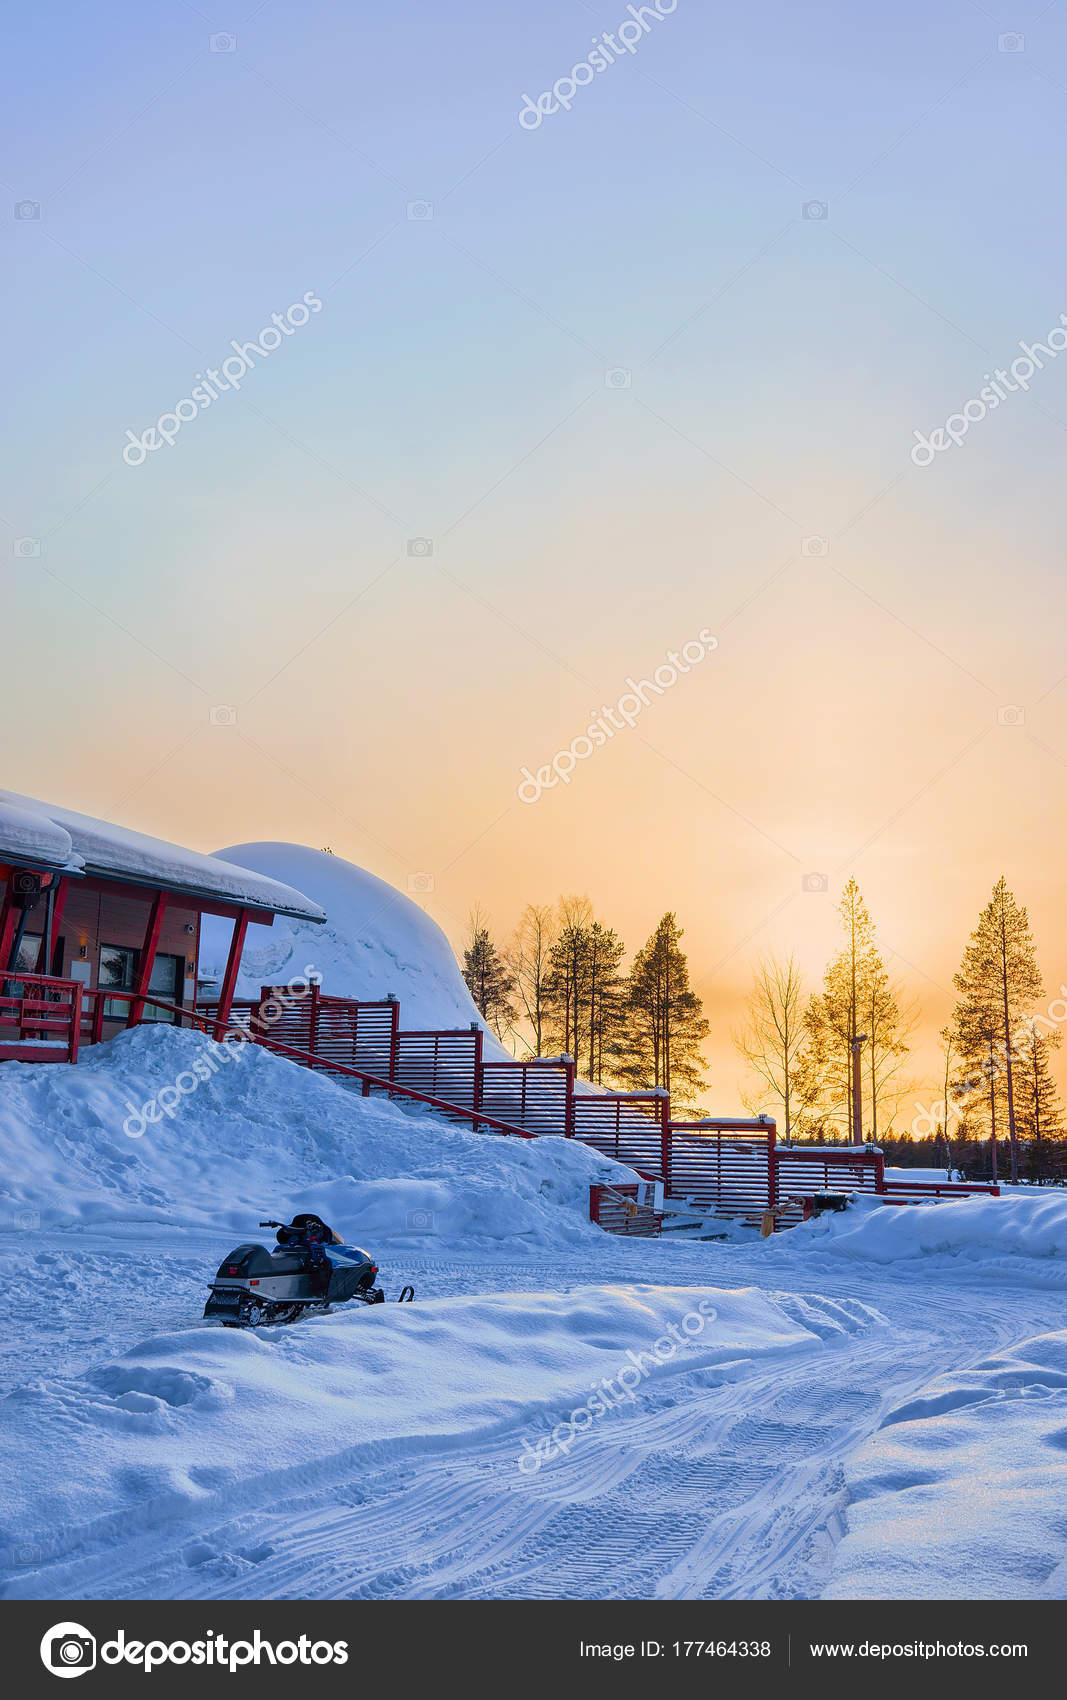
0;791;324;922
202;842;506;1049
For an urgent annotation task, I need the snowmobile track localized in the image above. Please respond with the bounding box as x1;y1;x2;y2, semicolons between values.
18;1285;1047;1603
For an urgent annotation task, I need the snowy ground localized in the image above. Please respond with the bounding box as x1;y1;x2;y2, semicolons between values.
2;1029;1065;1602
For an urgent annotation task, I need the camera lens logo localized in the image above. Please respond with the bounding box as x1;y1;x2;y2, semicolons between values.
41;1624;96;1679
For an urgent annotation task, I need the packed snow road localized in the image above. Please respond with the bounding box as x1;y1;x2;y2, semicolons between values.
3;1030;1065;1600
1;1224;1060;1602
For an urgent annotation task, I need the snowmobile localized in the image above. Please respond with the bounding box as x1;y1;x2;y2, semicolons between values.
203;1212;415;1326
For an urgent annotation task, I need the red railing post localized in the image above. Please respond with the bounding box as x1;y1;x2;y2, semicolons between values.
307;982;320;1067
472;1024;483;1120
874;1149;886;1194
387;997;399;1081
768;1141;777;1213
564;1057;575;1136
660;1093;671;1191
68;982;82;1064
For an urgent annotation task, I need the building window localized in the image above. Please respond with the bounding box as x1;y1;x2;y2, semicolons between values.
14;932;42;973
142;953;183;1023
100;945;137;1019
100;945;184;1022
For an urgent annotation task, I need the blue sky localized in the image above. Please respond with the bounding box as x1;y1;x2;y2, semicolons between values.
6;0;1067;1106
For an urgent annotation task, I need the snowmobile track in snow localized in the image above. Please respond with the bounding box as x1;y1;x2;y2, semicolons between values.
18;1277;1050;1604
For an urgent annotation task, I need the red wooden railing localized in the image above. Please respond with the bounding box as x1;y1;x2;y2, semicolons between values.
666;1121;777;1219
589;1181;662;1237
0;971;82;1063
6;978;996;1232
78;987;540;1142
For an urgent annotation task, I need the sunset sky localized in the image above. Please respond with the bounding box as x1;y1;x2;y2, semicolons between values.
6;0;1067;1113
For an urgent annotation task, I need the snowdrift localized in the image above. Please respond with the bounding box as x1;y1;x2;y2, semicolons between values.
200;843;497;1041
0;1284;873;1595
827;1330;1067;1599
785;1191;1067;1268
0;1025;635;1249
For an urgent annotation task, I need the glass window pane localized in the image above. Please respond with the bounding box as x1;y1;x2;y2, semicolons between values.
143;954;182;1022
14;933;41;973
99;946;134;989
100;945;136;1019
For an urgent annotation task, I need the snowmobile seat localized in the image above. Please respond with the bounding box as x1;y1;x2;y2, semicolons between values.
214;1243;306;1280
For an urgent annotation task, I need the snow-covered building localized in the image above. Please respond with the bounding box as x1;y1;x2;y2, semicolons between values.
0;791;323;1059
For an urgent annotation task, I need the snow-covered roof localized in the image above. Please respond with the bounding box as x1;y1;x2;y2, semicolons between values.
0;801;82;874
0;791;325;922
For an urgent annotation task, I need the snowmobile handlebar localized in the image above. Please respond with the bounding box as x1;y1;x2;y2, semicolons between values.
259;1220;285;1228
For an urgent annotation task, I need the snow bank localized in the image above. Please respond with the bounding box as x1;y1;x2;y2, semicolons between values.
0;1025;634;1248
200;844;500;1046
787;1190;1067;1266
827;1331;1067;1599
0;1284;857;1591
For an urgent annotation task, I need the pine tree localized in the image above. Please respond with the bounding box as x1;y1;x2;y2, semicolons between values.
1016;1019;1064;1181
733;955;807;1141
461;908;517;1040
804;879;913;1142
948;877;1045;1184
586;921;628;1084
545;896;595;1063
622;913;709;1107
505;904;556;1057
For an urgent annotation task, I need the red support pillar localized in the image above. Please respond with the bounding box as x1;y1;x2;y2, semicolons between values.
213;908;249;1042
564;1057;575;1136
128;891;168;1026
35;876;70;974
0;882;17;973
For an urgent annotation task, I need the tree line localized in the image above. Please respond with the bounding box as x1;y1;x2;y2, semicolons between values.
462;900;710;1107
461;874;1066;1182
733;875;1065;1183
